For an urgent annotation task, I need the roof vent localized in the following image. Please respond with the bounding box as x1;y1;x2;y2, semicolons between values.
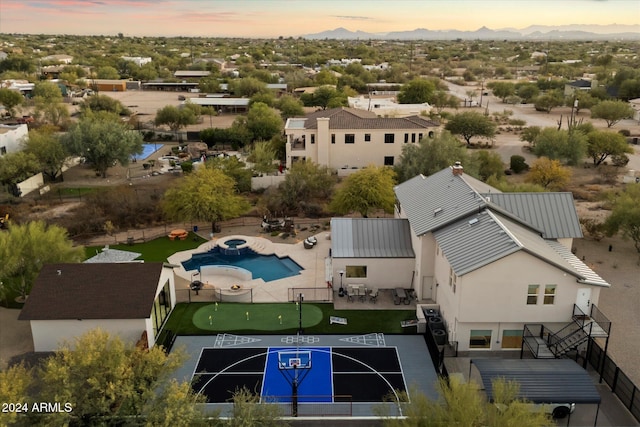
57;270;62;275
433;207;443;216
468;218;479;226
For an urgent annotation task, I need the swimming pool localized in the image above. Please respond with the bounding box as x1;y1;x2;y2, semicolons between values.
131;144;161;161
181;248;303;282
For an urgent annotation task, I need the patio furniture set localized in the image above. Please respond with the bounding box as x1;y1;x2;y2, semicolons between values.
346;284;378;303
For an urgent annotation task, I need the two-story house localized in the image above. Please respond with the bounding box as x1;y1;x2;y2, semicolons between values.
394;163;610;352
284;107;439;171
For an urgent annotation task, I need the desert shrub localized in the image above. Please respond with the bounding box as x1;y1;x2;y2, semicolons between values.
618;129;631;137
598;165;621;184
510;155;528;173
180;161;193;173
611;154;629;167
580;218;606;241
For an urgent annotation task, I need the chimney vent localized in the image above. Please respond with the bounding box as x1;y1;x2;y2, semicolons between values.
452;161;463;176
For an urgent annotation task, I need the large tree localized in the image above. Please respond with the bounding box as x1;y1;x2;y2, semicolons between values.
276;94;305;120
329;166;396;217
430;90;460;113
244;102;283;142
586;129;633;166
154;104;198;139
0;88;24;117
0;151;40;197
22;125;69;181
32;329;206;426
525;157;572;190
80;94;130;116
397;78;435;104
63;111;143;178
531;127;587;166
0;221;84;301
488;81;516;102
605;184;640;253
162;167;250;232
394;131;472;183
590;100;635;128
247;140;278;175
445;111;497;146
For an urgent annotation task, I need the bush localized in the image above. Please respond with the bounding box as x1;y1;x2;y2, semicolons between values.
180;161;193;173
618;129;631;137
580;218;606;241
510;155;528;174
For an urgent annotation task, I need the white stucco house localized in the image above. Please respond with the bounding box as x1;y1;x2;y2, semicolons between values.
19;263;176;352
0;123;28;156
394;164;610;352
329;218;415;293
284;107;439;171
348;96;432;117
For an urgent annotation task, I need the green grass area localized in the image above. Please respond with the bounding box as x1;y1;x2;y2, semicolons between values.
192;303;324;331
160;302;417;342
85;235;208;262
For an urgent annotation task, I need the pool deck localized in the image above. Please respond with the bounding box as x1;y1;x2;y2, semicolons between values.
167;232;333;303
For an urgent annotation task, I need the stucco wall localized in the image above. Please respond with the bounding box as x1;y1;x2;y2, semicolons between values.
30;319;147;352
331;257;414;291
0;124;28;156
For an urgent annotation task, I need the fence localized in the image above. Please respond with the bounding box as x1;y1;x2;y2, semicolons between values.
288;287;333;303
587;339;640;422
262;396;353;417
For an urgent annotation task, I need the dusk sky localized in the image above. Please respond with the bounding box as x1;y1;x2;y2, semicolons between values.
1;0;638;38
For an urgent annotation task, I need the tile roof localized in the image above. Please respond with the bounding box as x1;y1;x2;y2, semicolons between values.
18;263;165;320
297;107;439;130
331;218;415;258
485;192;583;239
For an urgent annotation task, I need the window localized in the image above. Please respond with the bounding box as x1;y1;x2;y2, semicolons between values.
384;156;394;166
469;330;492;349
418;133;423;141
151;280;172;337
501;330;523;349
384;133;395;144
428;131;435;138
346;265;367;278
345;134;355;144
404;133;409;143
544;285;557;305
411;133;416;143
311;134;315;144
331;134;335;144
527;285;539;305
364;133;371;142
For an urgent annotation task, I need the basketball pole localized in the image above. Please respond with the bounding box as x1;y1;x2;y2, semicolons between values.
292;364;298;416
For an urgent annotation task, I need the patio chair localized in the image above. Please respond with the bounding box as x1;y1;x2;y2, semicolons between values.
347;287;357;302
369;290;379;304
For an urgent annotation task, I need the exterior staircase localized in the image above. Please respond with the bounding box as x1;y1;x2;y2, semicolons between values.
522;304;611;359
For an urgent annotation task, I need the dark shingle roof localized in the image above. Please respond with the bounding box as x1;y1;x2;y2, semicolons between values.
19;263;164;320
300;107;439;130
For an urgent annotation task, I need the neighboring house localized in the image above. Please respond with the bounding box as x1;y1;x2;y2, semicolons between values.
330;218;415;292
348;96;431;117
41;54;73;64
564;79;597;97
174;70;211;79
629;98;640;122
19;263;176;352
284;107;439;170
0;123;28;156
122;56;152;67
394;164;610;352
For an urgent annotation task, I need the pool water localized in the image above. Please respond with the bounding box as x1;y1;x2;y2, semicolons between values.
225;239;247;248
182;248;303;282
131;144;160;161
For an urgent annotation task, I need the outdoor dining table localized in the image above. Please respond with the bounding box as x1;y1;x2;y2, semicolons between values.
394;287;408;305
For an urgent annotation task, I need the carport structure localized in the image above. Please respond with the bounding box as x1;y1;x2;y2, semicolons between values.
471;359;601;426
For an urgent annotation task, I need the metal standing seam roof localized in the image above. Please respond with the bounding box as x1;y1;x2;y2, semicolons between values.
484;192;583;239
330;218;415;258
472;358;601;404
394;169;489;237
433;210;522;276
433;210;610;287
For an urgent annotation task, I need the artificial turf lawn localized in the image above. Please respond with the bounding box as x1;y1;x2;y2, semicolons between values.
192;303;324;331
161;302;417;338
84;235;208;262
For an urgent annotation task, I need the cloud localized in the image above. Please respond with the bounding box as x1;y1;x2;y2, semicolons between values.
332;15;373;21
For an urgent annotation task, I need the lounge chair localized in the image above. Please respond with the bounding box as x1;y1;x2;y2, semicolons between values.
369;290;379;304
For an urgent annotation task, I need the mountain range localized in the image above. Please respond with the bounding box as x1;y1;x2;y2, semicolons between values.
304;24;640;40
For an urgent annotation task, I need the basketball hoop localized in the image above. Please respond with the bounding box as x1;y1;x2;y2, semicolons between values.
289;358;301;369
